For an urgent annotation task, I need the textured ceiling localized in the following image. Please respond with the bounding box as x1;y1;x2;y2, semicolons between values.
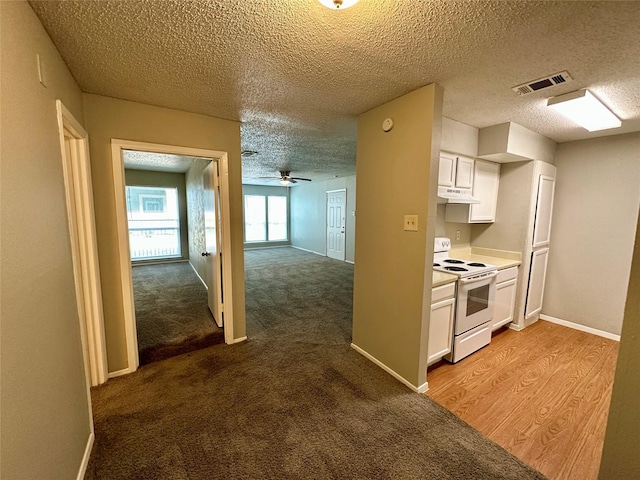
123;151;205;173
30;1;640;185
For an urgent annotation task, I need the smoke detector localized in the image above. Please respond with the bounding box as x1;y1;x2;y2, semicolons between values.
512;71;573;96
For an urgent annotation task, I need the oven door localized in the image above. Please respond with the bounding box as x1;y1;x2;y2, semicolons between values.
455;271;498;335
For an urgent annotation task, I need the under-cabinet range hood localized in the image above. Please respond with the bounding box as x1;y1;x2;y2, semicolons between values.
437;186;480;204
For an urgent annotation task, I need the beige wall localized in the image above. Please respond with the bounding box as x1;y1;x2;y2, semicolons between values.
290;176;357;262
352;84;443;389
83;94;245;372
0;2;92;478
543;133;640;335
125;169;189;261
599;207;640;478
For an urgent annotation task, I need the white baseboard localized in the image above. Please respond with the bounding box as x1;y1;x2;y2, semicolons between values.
76;432;94;480
108;367;132;379
351;343;428;393
228;335;248;345
539;314;620;341
291;245;326;257
345;260;355;265
189;261;208;290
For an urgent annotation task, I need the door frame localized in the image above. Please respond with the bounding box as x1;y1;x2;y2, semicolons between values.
55;100;109;387
110;139;235;375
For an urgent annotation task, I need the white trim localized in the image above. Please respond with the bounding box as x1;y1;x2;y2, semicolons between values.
291;245;326;257
345;260;355;265
228;336;248;344
326;188;347;193
539;315;621;341
189;261;208;290
508;322;524;331
350;343;429;393
111;140;239;374
56;101;108;387
76;433;94;480
110;141;140;375
108;367;131;379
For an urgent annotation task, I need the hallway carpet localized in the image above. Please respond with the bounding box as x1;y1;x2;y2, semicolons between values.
132;261;224;365
87;248;545;479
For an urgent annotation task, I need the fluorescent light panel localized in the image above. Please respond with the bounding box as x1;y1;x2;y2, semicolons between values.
547;89;621;132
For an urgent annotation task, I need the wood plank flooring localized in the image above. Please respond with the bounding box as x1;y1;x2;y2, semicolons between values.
426;320;619;480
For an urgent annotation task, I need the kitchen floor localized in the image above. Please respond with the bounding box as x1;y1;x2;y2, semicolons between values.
426;320;619;480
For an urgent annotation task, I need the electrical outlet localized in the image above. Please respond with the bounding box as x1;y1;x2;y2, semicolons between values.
404;215;418;232
456;230;461;241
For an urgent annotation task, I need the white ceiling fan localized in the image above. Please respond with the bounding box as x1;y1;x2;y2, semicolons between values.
259;170;312;185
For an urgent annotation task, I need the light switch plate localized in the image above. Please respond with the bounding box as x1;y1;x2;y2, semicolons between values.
404;215;418;231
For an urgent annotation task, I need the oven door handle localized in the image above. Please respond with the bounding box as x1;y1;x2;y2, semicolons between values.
459;270;498;284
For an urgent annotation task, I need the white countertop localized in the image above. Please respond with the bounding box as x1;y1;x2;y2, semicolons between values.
432;270;458;287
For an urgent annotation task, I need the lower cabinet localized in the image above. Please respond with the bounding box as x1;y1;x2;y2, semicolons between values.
428;282;456;366
492;266;518;331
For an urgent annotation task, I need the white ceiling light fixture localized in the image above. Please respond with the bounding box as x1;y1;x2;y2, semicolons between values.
318;0;359;10
547;89;621;132
280;178;291;186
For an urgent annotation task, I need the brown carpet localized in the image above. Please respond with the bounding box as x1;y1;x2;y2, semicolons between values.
87;247;545;479
132;261;224;365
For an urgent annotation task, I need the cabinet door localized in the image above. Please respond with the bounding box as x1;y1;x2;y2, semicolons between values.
532;175;555;247
493;278;517;331
525;248;549;319
438;153;456;187
428;297;455;365
470;160;500;222
455;156;474;189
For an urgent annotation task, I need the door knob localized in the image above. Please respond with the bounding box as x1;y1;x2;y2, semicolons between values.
202;252;211;256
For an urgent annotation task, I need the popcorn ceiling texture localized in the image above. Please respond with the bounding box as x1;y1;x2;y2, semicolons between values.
30;1;640;183
123;151;205;173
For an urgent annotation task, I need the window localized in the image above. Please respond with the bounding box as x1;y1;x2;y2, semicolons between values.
243;194;288;243
126;186;181;260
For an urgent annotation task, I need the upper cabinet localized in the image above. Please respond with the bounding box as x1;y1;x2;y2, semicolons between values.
445;159;501;223
438;152;474;189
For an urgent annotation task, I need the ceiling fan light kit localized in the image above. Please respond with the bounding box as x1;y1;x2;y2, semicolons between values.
547;89;621;132
318;0;359;10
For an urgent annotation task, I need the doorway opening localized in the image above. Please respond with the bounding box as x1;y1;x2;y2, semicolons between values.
111;140;235;375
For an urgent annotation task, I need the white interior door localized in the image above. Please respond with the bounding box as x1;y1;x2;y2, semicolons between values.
203;162;224;327
326;190;346;261
532;175;555;247
525;248;550;320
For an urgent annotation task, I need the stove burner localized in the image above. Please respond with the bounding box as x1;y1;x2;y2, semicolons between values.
444;266;468;272
433;263;440;267
467;262;487;267
443;259;465;264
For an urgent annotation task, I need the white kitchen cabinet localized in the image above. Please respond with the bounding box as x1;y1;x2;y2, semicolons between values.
445;160;500;223
532;175;555;247
492;266;518;331
525;248;549;320
428;282;456;365
438;152;474;189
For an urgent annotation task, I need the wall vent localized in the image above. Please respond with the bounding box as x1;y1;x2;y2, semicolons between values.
512;71;573;96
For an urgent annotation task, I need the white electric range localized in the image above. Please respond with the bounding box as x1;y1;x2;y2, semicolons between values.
433;237;498;363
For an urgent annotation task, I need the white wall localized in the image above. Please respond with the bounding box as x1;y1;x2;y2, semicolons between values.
0;2;93;478
290;176;356;263
543;132;640;335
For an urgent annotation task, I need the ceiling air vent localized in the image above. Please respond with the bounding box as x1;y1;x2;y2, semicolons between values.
512;71;573;96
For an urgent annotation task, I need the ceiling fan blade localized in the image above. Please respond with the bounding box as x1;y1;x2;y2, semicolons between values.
290;177;312;182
